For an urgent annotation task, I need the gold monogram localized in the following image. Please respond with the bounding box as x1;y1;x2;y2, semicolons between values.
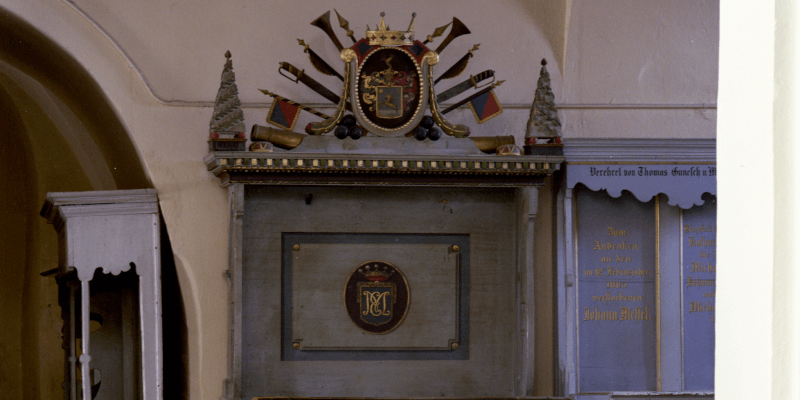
362;290;392;317
356;281;396;326
345;260;409;333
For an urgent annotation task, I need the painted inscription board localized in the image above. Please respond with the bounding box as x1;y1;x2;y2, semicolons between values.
576;187;656;392
682;198;716;390
567;164;716;209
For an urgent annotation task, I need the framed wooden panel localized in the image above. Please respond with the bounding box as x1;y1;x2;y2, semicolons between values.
283;235;468;355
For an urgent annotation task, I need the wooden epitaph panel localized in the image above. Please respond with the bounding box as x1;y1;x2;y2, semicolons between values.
576;187;657;392
238;185;518;398
289;241;462;351
682;199;716;391
206;143;553;398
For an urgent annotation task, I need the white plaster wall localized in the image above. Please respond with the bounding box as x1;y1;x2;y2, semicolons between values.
59;0;565;141
562;0;718;138
565;1;718;104
0;1;720;398
6;1;718;144
719;0;800;399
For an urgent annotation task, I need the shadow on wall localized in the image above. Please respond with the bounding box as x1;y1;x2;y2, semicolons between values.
0;8;150;190
161;221;189;399
511;0;570;76
0;8;186;399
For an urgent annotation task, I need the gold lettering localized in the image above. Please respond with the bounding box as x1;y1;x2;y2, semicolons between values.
381;292;390;315
591;291;642;303
689;301;715;313
606;281;627;289
583;307;619;321
606;267;649;277
686;276;716;287
689;236;717;247
690;262;716;273
593;241;639;251
607;227;627;236
584;269;594;276
362;290;392;317
615;254;632;262
619;306;651;322
601;256;612;263
684;225;715;234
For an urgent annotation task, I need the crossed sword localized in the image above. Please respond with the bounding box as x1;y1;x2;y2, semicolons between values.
261;10;494;130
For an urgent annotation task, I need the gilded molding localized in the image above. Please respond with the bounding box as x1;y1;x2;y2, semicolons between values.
427;67;469;138
340;48;357;63
204;152;563;188
306;61;351;135
353;46;426;135
422;50;439;66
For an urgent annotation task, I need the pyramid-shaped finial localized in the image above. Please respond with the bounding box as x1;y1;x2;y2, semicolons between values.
525;58;561;143
209;50;246;137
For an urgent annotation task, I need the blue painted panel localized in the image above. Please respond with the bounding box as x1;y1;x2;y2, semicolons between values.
682;198;716;390
576;187;657;392
567;164;716;209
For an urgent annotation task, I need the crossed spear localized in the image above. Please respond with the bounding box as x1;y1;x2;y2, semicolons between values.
261;10;495;130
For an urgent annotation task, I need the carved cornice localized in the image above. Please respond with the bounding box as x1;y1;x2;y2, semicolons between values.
41;189;159;230
204;152;564;187
564;138;716;163
562;139;716;208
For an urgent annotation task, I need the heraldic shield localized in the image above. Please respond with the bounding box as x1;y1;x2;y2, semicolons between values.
348;41;435;137
344;261;409;334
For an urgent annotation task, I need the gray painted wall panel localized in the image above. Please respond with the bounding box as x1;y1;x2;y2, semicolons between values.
240;185;517;398
292;243;457;350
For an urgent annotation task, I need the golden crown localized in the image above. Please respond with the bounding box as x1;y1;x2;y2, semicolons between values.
362;264;394;279
367;12;416;46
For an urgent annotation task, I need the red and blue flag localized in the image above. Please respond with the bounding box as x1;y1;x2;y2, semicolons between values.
267;99;301;131
468;89;503;124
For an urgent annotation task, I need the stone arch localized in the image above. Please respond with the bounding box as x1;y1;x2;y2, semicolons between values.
0;9;185;398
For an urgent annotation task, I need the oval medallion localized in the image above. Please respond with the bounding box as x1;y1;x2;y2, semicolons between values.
355;47;424;134
344;261;409;334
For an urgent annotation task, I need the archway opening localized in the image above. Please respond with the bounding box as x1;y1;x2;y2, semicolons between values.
0;10;185;399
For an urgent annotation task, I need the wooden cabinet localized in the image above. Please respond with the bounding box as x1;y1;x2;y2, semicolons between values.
41;190;162;400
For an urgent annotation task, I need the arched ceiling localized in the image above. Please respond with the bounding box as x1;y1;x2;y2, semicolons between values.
0;10;154;398
0;9;151;190
0;61;115;191
512;0;571;77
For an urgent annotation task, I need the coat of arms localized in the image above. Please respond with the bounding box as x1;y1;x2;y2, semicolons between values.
258;10;511;141
347;28;433;136
359;49;419;122
344;261;409;333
